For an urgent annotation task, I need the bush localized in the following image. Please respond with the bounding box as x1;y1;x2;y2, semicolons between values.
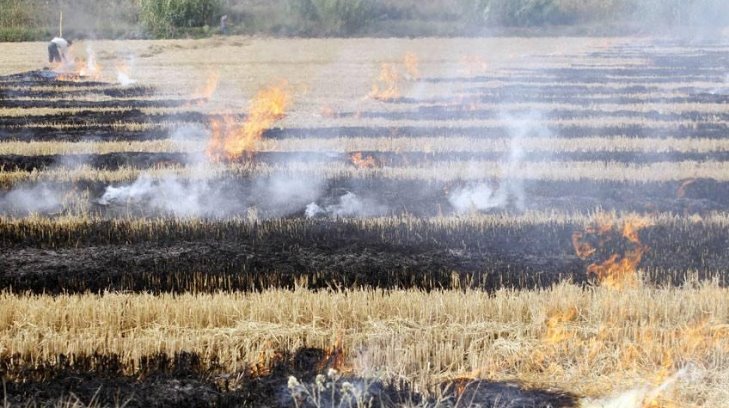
460;0;577;27
287;0;375;35
139;0;222;37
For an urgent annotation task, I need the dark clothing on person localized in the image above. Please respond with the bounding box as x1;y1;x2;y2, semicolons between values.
48;43;62;63
48;37;71;63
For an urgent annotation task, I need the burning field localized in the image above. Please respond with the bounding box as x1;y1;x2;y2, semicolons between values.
1;37;729;407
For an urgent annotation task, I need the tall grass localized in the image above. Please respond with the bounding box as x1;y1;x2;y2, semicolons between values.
139;0;222;38
287;0;375;35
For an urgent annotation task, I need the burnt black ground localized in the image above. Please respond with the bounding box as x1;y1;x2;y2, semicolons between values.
1;214;727;294
4;150;729;173
2;43;729;406
1;348;578;408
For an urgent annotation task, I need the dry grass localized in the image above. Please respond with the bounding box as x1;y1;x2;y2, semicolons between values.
1;284;728;406
2;37;729;407
2;160;728;190
4;136;729;156
0;37;640;116
3;210;720;246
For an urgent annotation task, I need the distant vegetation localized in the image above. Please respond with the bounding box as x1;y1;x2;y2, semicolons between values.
0;0;727;41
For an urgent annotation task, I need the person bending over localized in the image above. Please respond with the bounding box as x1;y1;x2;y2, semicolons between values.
48;37;72;63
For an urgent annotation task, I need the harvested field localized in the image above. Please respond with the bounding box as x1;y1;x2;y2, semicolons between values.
1;37;729;407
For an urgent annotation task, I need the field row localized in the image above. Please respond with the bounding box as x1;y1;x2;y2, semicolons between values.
4;136;729;156
6;113;729;129
1;213;727;293
2;285;728;407
8;101;729;118
2;161;729;186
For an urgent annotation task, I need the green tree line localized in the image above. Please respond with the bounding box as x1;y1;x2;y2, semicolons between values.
0;0;727;41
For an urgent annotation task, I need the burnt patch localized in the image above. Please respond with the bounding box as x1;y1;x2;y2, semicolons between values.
1;348;579;408
0;98;193;109
262;124;729;139
350;106;729;122
0;110;233;127
1;213;728;294
6;150;729;173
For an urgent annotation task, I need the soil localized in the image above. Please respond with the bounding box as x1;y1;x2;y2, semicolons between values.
1;348;578;407
2;44;729;405
1;213;727;294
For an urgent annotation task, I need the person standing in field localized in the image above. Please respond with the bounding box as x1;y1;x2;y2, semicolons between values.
48;37;72;64
220;15;229;35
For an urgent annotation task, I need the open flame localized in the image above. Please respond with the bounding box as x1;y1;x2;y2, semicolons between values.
581;367;691;408
54;58;102;82
544;306;578;345
192;71;221;104
115;61;136;86
349;152;377;169
460;55;489;75
368;63;400;101
80;50;101;80
572;216;652;289
403;52;420;80
207;82;290;161
320;105;339;118
676;178;697;199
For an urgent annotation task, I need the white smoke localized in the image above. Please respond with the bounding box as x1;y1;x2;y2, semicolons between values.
448;182;504;213
85;45;98;75
97;171;325;219
305;202;325;218
580;366;699;408
305;192;387;218
98;175;231;217
0;184;63;215
117;71;136;86
448;111;547;213
116;56;137;86
257;172;324;211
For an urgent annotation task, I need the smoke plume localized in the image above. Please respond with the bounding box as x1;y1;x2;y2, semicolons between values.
305;192;387;218
448;111;548;214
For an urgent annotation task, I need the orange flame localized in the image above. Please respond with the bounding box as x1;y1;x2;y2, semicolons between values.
317;336;348;373
460;55;489;75
115;61;137;86
207;82;290;161
544;307;579;345
192;71;221;104
676;178;697;199
320;105;338;119
79;56;101;80
54;57;102;82
350;152;377;169
369;63;400;101
572;216;652;289
403;52;420;80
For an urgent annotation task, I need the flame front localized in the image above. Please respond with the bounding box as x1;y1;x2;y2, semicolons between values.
349;152;377;169
404;52;420;80
572;216;652;289
369;63;400;101
544;306;578;345
54;58;102;81
207;83;290;161
460;55;489;75
193;71;221;103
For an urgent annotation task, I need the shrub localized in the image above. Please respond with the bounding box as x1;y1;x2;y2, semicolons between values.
287;0;375;35
139;0;222;37
460;0;576;27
